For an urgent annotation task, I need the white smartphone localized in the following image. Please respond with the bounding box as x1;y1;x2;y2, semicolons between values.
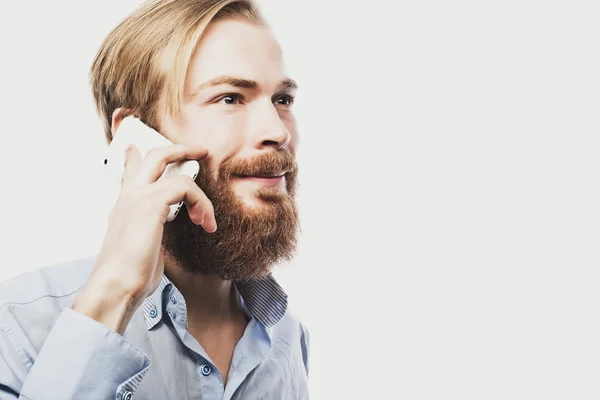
104;116;200;222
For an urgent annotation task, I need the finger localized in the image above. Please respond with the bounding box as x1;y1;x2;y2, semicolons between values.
151;175;217;232
122;144;142;189
134;145;208;186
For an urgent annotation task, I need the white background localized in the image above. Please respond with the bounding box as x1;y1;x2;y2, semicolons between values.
1;0;599;398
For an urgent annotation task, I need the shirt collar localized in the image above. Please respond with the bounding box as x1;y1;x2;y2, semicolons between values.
141;273;288;331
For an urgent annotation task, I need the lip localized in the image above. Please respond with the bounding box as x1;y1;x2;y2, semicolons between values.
235;173;286;186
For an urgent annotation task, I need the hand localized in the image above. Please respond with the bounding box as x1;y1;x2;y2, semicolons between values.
73;143;216;334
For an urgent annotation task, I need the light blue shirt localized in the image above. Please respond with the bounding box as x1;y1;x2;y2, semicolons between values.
0;256;310;399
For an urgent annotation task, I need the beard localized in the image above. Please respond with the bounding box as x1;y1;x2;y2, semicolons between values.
162;150;299;281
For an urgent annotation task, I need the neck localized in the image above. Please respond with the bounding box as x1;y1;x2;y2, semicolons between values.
164;256;245;327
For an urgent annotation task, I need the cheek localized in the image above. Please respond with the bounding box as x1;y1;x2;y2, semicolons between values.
202;157;222;181
180;107;248;156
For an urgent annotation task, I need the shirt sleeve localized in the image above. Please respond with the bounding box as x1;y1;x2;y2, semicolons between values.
0;308;151;400
0;324;23;399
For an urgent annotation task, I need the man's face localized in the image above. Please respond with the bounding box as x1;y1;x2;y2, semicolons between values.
159;19;300;279
162;19;298;209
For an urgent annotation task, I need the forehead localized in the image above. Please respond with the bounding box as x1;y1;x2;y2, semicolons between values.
186;19;287;91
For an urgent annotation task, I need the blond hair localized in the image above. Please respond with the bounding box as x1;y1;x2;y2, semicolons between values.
90;0;265;143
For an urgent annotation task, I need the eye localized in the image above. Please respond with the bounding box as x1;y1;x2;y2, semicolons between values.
217;94;242;105
274;95;295;107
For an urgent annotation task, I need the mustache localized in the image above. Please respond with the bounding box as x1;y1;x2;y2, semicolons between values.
219;151;298;179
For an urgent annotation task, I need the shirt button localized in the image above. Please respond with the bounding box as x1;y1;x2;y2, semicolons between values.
169;294;177;304
149;307;158;318
123;391;133;400
200;363;212;376
167;309;176;319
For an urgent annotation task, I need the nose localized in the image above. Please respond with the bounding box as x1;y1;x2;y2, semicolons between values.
251;102;291;150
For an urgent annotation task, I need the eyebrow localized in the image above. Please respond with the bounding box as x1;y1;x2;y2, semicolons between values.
188;75;298;97
275;78;298;92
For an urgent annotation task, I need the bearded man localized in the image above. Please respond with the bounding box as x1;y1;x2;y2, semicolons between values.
0;1;310;399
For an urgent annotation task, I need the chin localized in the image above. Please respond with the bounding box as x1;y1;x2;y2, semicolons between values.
235;186;288;206
238;195;265;210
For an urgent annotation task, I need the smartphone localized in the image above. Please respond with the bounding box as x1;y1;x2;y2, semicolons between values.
103;116;200;222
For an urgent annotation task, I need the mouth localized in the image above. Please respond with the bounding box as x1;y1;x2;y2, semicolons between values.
235;170;287;178
233;171;287;185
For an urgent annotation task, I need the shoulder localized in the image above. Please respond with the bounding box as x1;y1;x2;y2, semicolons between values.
271;308;311;373
0;255;97;314
282;309;310;345
271;307;308;335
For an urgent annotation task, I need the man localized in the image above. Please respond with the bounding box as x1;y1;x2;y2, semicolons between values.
0;0;310;398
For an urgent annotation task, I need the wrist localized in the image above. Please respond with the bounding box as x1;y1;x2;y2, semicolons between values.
72;279;140;335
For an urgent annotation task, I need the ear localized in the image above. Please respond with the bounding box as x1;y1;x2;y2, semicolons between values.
111;107;133;138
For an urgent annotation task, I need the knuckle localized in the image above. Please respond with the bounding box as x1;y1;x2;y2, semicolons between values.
145;147;162;160
161;203;171;218
146;149;166;167
150;162;167;179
